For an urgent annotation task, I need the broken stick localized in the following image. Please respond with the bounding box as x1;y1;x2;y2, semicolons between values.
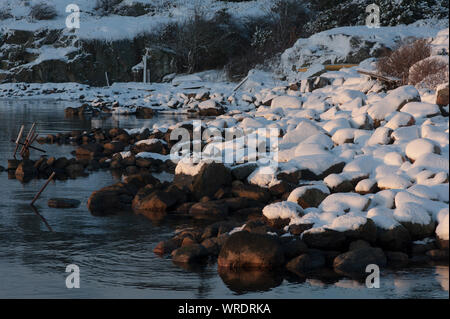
13;125;25;159
30;172;56;206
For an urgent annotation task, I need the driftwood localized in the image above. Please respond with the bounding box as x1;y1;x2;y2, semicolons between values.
357;70;401;84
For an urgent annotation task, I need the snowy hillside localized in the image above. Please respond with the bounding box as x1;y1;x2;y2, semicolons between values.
0;0;272;40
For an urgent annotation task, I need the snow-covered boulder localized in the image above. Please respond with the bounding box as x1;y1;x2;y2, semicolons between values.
394;202;436;240
287;184;330;208
271;96;302;109
368;86;420;122
405;138;441;162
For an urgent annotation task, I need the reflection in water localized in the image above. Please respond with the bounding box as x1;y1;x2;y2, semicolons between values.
435;266;449;292
0;99;448;298
30;205;53;232
218;267;284;294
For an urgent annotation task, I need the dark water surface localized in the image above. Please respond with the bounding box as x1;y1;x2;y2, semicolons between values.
0;99;448;299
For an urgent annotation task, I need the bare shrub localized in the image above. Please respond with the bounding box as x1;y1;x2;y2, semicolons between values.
409;57;449;89
29;3;57;20
376;38;432;84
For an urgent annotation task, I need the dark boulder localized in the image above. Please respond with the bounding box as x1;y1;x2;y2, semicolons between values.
286;251;326;274
189;201;229;220
171;244;209;264
333;247;387;277
302;228;347;251
218;231;285;269
232;184;271;204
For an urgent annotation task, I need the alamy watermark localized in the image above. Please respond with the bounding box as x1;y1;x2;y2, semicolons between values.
65;264;80;289
365;264;380;288
366;4;380;28
65;4;80;29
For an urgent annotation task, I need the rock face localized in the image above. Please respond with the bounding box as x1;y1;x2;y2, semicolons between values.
3;27;178;85
333;247;387;276
218;231;285;270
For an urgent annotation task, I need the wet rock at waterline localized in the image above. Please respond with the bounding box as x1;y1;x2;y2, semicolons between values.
48;198;81;209
333;247;387;277
218;231;285;270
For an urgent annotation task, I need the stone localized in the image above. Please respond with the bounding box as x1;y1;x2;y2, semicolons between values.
288;223;313;236
15;160;37;182
385;251;409;267
171;244;209;264
103;141;126;154
282;239;309;260
343;218;377;244
87;183;134;216
189;201;229;220
154;239;181;255
48;198;81;209
348;240;371;251
232;184;271;204
302;229;347;251
436;83;449;107
65;163;85;177
288;186;329;208
218;231;285;269
426;249;449;262
192;162;232;200
76;143;104;159
133;190;177;213
333;247;387;277
375;225;411;252
7;159;20;171
286;251;325;274
231;163;258;181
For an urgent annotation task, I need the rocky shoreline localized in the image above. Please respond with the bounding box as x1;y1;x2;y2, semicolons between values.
4;119;446;282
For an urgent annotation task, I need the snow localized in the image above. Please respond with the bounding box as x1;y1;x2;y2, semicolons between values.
367;207;399;230
135;138;164;146
174;158;207;176
287;184;330;203
281;24;445;80
329;213;368;232
262;201;303;223
320;193;370;212
271;96;302;109
368;86;420;121
394;202;432;225
400;102;440;118
355;179;377;193
405;138;440;161
436;209;449;240
377;175;412;190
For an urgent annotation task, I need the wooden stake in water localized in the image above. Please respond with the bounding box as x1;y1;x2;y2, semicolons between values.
13;125;25;159
30;172;56;206
105;72;110;87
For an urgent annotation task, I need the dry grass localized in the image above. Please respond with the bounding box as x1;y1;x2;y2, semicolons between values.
409;57;449;89
376;38;432;84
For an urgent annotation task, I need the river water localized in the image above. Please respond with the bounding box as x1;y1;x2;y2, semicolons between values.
0;99;448;299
